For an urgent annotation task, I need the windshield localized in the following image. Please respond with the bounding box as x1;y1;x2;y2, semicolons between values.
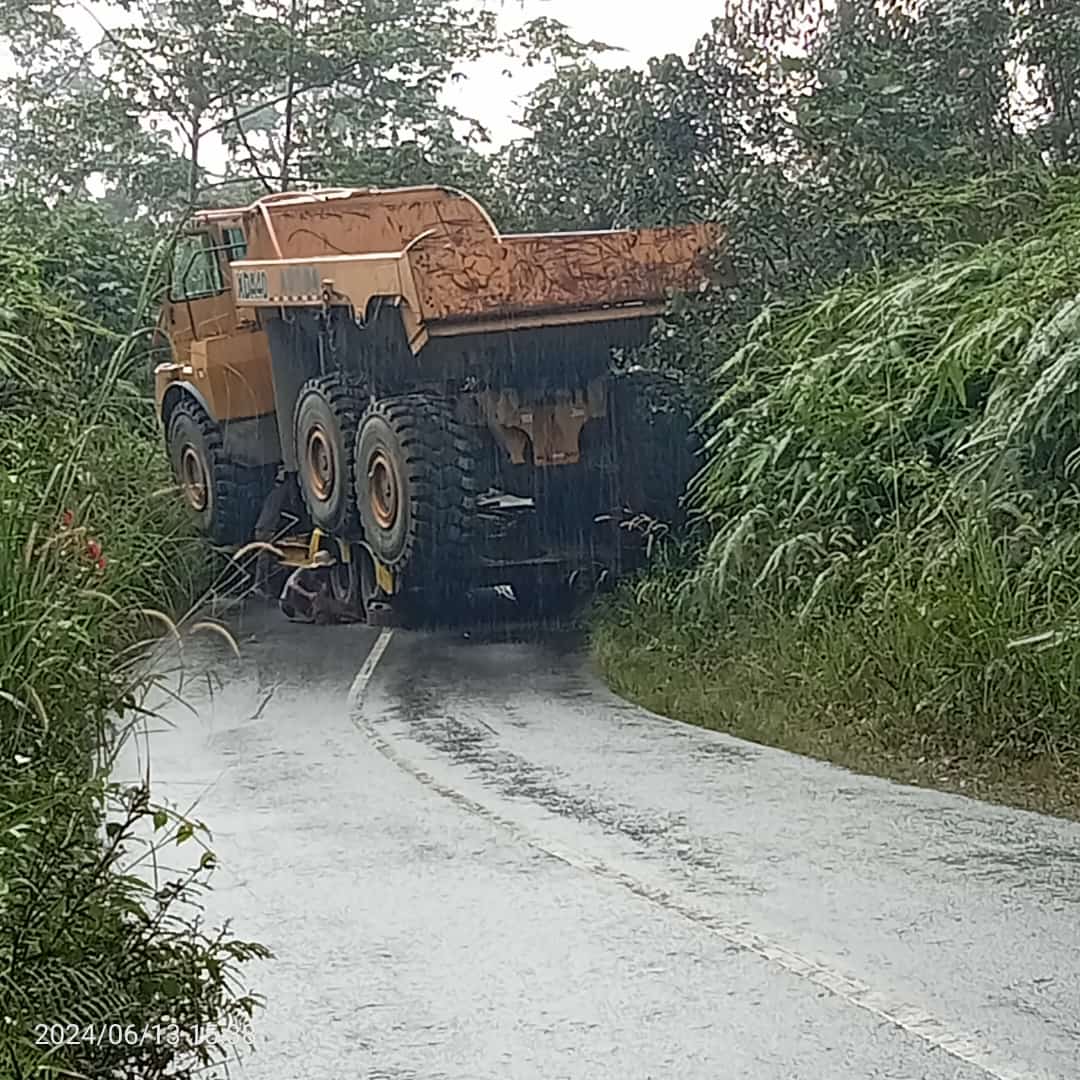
170;232;224;300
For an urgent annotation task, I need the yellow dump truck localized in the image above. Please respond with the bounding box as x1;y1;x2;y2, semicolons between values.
154;185;725;617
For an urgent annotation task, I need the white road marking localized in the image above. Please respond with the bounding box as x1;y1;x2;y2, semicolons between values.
347;628;395;710
347;638;1055;1080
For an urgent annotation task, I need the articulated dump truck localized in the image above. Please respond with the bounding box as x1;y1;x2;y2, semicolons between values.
154;185;726;619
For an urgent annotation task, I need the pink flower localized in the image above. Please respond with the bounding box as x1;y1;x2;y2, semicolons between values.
61;509;74;529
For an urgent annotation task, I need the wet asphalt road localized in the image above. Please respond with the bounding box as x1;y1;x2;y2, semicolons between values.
118;600;1080;1079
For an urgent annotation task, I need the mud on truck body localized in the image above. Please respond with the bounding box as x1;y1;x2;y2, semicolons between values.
154;185;726;619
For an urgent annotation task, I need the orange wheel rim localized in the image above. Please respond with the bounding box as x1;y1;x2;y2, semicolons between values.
368;451;398;529
305;424;335;501
180;445;208;511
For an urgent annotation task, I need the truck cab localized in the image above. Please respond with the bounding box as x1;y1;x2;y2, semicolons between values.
154;215;282;544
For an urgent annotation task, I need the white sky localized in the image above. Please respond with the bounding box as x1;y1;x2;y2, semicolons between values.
453;0;715;144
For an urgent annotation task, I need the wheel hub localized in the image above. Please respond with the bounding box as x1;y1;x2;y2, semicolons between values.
305;424;335;502
368;451;399;530
179;445;208;512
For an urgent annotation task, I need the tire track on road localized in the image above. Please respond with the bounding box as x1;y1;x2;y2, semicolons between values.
348;629;1055;1080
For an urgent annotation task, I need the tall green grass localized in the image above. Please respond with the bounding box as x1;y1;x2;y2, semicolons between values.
598;174;1080;804
0;230;268;1078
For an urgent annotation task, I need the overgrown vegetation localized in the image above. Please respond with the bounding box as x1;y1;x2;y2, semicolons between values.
0;215;268;1078
596;175;1080;817
573;4;1080;816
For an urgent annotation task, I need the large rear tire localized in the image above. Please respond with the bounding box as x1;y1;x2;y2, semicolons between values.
166;397;273;545
354;394;478;582
293;374;367;536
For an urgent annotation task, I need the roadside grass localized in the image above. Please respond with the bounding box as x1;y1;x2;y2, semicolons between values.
592;583;1080;820
0;232;268;1078
596;174;1080;821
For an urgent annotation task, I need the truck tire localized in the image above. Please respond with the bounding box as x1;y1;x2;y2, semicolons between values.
293;374;367;537
166;397;273;545
354;395;478;581
611;368;702;525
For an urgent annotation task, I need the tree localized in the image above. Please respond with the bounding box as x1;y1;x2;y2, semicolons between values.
1011;0;1080;163
500;2;1051;335
0;7;185;212
95;0;503;206
497;31;782;234
793;0;1020;189
0;1;606;224
99;0;296;206
0;0;512;212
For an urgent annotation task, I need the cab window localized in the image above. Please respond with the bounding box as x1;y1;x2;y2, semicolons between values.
222;226;248;262
170;233;224;300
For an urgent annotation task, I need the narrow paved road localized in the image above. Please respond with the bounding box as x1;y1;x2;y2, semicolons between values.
119;601;1080;1079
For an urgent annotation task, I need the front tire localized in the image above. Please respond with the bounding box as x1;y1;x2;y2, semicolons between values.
354;394;478;582
166;397;273;545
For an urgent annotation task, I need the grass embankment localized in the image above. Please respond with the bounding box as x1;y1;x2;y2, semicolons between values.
596;176;1080;820
0;223;267;1079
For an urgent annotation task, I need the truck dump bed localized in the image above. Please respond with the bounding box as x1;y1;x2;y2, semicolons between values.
410;224;721;328
224;186;725;351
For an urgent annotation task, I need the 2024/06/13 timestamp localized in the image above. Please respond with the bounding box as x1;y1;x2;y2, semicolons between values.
34;1017;253;1049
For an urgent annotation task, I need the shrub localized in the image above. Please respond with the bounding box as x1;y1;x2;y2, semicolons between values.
0;225;268;1078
